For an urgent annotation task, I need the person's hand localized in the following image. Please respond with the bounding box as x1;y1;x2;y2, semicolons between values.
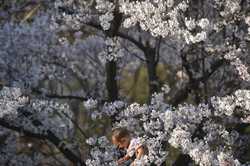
117;158;125;165
130;161;135;166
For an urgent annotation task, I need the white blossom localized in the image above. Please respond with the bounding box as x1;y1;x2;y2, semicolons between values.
185;17;196;30
104;37;125;61
198;18;210;29
84;98;98;110
96;0;115;31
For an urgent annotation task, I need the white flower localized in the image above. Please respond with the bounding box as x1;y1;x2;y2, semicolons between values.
192;31;207;43
177;1;188;11
123;17;136;28
99;12;114;31
84;98;97;110
97;136;109;147
198;18;209;29
166;0;174;8
161;84;170;94
104;37;124;61
226;0;240;14
86;137;97;145
164;111;175;131
185;17;196;30
245;16;250;25
168;127;191;150
217;152;241;166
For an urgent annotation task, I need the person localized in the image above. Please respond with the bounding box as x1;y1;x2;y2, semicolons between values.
111;127;146;166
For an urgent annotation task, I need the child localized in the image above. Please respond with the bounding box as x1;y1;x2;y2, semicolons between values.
111;127;146;166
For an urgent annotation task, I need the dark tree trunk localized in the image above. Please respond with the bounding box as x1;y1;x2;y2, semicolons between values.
146;52;159;99
144;41;160;102
173;154;193;166
105;1;123;102
106;60;118;102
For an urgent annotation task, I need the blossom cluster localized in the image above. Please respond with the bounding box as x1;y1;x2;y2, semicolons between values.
0;86;75;165
119;0;212;44
84;88;250;165
224;46;250;82
96;0;115;31
119;0;189;38
0;12;109;100
0;87;74;137
246;16;250;37
85;136;118;166
103;37;125;61
0;0;249;165
53;0;93;30
0;87;27;119
214;0;241;17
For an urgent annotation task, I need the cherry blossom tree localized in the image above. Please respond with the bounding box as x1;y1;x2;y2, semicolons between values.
0;0;250;165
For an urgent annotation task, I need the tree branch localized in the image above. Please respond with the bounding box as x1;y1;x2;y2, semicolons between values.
170;59;227;106
0;118;85;165
31;88;88;101
84;21;146;52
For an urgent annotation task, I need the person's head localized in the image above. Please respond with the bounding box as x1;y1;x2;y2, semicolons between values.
111;127;131;149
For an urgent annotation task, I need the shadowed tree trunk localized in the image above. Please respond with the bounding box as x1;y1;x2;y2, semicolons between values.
106;60;118;102
145;48;159;100
173;154;193;166
144;39;161;102
105;0;123;102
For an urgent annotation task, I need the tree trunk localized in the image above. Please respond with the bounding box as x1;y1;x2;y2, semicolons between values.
145;48;159;102
105;1;123;102
106;60;118;102
173;154;193;166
